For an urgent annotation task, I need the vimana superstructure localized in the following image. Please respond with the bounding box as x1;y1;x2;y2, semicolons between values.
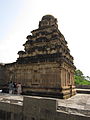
5;15;76;98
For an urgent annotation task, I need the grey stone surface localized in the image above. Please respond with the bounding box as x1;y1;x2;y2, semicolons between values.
0;93;90;120
23;96;56;120
57;94;90;116
0;93;23;105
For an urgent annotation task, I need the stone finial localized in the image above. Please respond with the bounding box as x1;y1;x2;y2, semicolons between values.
39;15;58;28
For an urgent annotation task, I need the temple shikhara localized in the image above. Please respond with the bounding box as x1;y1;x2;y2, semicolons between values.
2;15;76;98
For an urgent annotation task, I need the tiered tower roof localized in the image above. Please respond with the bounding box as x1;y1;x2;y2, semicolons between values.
17;15;74;67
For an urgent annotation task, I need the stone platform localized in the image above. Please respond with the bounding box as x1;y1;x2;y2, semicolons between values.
0;93;90;120
57;94;90;117
76;88;90;94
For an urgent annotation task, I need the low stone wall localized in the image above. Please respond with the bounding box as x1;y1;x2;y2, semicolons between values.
0;102;22;120
0;95;90;120
23;96;90;120
76;85;90;89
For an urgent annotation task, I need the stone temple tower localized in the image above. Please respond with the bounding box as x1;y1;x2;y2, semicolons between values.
5;15;76;98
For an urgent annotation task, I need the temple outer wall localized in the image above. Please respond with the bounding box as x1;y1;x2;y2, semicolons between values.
4;62;76;98
0;96;89;120
0;64;7;87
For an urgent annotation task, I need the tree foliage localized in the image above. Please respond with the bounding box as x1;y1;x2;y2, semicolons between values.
74;69;90;85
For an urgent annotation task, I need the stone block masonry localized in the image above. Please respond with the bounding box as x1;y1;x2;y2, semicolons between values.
0;94;90;120
2;15;76;98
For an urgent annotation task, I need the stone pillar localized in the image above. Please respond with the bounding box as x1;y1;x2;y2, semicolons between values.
60;69;63;87
64;70;66;86
70;72;73;85
65;70;68;86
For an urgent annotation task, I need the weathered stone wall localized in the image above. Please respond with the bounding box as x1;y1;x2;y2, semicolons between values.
4;61;76;98
5;62;61;88
0;64;8;88
0;101;22;120
0;96;90;120
0;62;75;91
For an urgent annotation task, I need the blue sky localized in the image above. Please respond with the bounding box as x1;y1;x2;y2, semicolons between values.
0;0;90;76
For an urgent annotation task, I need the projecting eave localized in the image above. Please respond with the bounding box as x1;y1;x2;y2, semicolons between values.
18;51;25;55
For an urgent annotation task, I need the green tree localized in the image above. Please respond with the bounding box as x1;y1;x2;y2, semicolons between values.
75;69;84;77
74;69;90;85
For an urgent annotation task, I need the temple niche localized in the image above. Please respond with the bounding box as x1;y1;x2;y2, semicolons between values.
5;15;76;98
